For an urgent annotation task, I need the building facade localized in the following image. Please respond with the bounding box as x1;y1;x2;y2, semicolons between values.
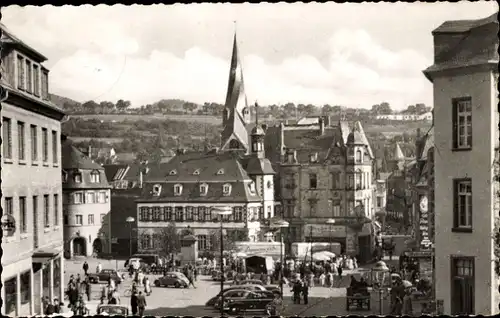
1;23;66;316
61;139;112;258
423;13;499;315
136;150;276;255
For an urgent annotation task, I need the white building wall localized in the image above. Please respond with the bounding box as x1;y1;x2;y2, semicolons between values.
433;71;497;315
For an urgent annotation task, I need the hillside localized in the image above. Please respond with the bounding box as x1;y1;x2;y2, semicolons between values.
49;93;81;109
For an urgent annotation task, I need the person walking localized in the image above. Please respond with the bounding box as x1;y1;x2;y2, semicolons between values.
302;280;309;305
137;291;147;316
131;291;139;316
82;261;89;276
144;277;152;296
187;269;196;288
337;265;343;287
84;276;92;301
292;280;302;304
96;262;102;274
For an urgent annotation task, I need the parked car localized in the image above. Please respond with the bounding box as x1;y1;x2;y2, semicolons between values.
205;284;267;307
223;290;276;314
89;269;122;284
153;272;189;288
263;284;281;296
232;279;263;286
96;304;129;316
130;253;159;266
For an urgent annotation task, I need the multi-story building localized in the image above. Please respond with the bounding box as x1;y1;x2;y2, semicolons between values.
61;138;111;258
423;13;499;315
266;118;377;261
1;23;66;316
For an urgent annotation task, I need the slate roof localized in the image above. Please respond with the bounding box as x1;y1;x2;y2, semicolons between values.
0;23;47;61
282;126;338;162
432;13;497;34
243;156;275;175
139;151;262;203
62;141;104;170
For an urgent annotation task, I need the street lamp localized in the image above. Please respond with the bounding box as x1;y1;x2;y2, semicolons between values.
212;207;232;317
271;219;289;297
126;217;135;258
371;260;390;315
326;219;336;253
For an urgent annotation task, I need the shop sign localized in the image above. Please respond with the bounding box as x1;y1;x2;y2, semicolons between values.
305;224;345;237
1;215;16;237
419;196;431;249
235;242;282;256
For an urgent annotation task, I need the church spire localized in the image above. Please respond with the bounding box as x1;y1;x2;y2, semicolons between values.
220;31;250;153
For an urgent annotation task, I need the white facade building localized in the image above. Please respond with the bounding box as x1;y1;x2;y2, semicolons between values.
423;13;499;315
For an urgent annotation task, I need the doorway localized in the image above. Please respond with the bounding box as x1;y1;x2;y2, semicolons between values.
72;237;87;256
92;239;103;255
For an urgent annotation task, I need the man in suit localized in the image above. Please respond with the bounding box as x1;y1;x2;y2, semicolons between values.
137;291;147;316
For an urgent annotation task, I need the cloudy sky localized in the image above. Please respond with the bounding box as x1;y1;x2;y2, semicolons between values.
2;2;497;110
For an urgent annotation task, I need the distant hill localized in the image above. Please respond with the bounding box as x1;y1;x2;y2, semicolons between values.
50;93;81;109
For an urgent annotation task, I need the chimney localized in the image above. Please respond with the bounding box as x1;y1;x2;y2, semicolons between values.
88;145;92;159
319;117;325;135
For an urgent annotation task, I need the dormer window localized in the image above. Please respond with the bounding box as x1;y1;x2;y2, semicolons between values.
309;153;318;163
248;182;257;195
62;170;68;183
200;183;209;196
355;149;363;163
174;184;183;196
217;169;225;175
193;169;200;175
74;171;82;183
152;184;162;196
223;184;232;196
90;170;101;183
169;169;177;176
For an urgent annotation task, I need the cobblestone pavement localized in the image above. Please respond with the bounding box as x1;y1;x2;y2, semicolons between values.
61;257;394;316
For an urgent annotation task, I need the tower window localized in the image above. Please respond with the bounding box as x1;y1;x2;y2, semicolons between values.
169;169;177;175
355;149;362;163
223;184;232;196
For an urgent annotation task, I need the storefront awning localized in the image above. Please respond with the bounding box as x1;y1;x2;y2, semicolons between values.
32;249;60;264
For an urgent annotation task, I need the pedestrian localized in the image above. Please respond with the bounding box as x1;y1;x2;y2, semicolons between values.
53;298;62;314
131;291;139;315
137;291;147;316
337;265;343;287
109;289;120;304
72;299;89;316
100;284;108;305
82;261;89;276
292;281;301;304
194;266;198;281
76;274;82;293
187;270;196;288
85;276;92;301
302;280;309;305
96;262;102;273
402;288;413;315
144;277;152;296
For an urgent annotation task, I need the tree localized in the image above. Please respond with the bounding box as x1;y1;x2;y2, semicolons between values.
116;99;131;112
182;102;197;113
100;101;115;114
378;102;392;115
405;105;416;114
322;104;333;116
158;223;181;256
82;100;99;113
209;228;248;253
282;102;296;116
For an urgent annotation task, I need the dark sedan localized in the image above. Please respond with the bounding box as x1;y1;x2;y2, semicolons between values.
223;290;276;314
205;285;267;307
88;269;122;284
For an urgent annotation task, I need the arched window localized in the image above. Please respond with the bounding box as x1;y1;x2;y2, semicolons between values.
355;149;362;163
90;170;101;183
229;139;241;149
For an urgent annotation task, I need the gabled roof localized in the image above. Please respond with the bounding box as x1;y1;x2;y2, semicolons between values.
0;23;48;61
243;156;275;175
394;143;405;161
62;140;103;170
433;12;498;34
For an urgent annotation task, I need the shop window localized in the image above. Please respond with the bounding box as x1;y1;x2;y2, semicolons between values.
20;271;31;315
53;257;62;300
4;276;17;316
43;265;50;304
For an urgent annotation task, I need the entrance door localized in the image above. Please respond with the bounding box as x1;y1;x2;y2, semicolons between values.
93;239;103;255
451;257;474;315
72;238;86;256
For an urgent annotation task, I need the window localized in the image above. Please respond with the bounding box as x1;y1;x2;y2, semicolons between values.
42;128;48;162
355;149;362;163
164;207;172;221
185;206;193;221
88;214;95;225
75;215;83;225
20;271;31;311
331;200;341;217
74;172;82;183
217;169;225;175
355;172;362;190
248;182;257;194
43;195;50;227
140;234;152;250
258;207;264;220
309;199;317;216
17;121;26;161
53;194;59;226
41;70;49;100
33;64;40;96
2;117;12;159
30;125;38;162
152;184;162;196
452;97;472;150
197;235;208;250
174;184;183;196
223;184;232;196
266;206;272;219
101;214;106;223
73;192;83;204
285;200;295;218
200;183;208;196
175;207;184;221
52;131;58;164
192;207;199;221
169;169;177;175
309;173;317;189
97;192;106;203
193;169;200;175
203;207;211;221
453;179;472;230
17;54;24;89
25;59;32;93
234;207;243;222
19;197;27;233
347;174;354;189
451;257;474;315
331;172;340;189
4;197;13;215
90;170;100;183
139;207;148;221
64;215;68;225
86;192;95;204
348;201;354;215
152;207;161;221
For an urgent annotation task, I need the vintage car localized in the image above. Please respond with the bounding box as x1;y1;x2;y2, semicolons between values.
205;284;267;307
232;279;263;286
153;272;189;288
222;290;276;314
96;304;129;316
88;269;122;284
